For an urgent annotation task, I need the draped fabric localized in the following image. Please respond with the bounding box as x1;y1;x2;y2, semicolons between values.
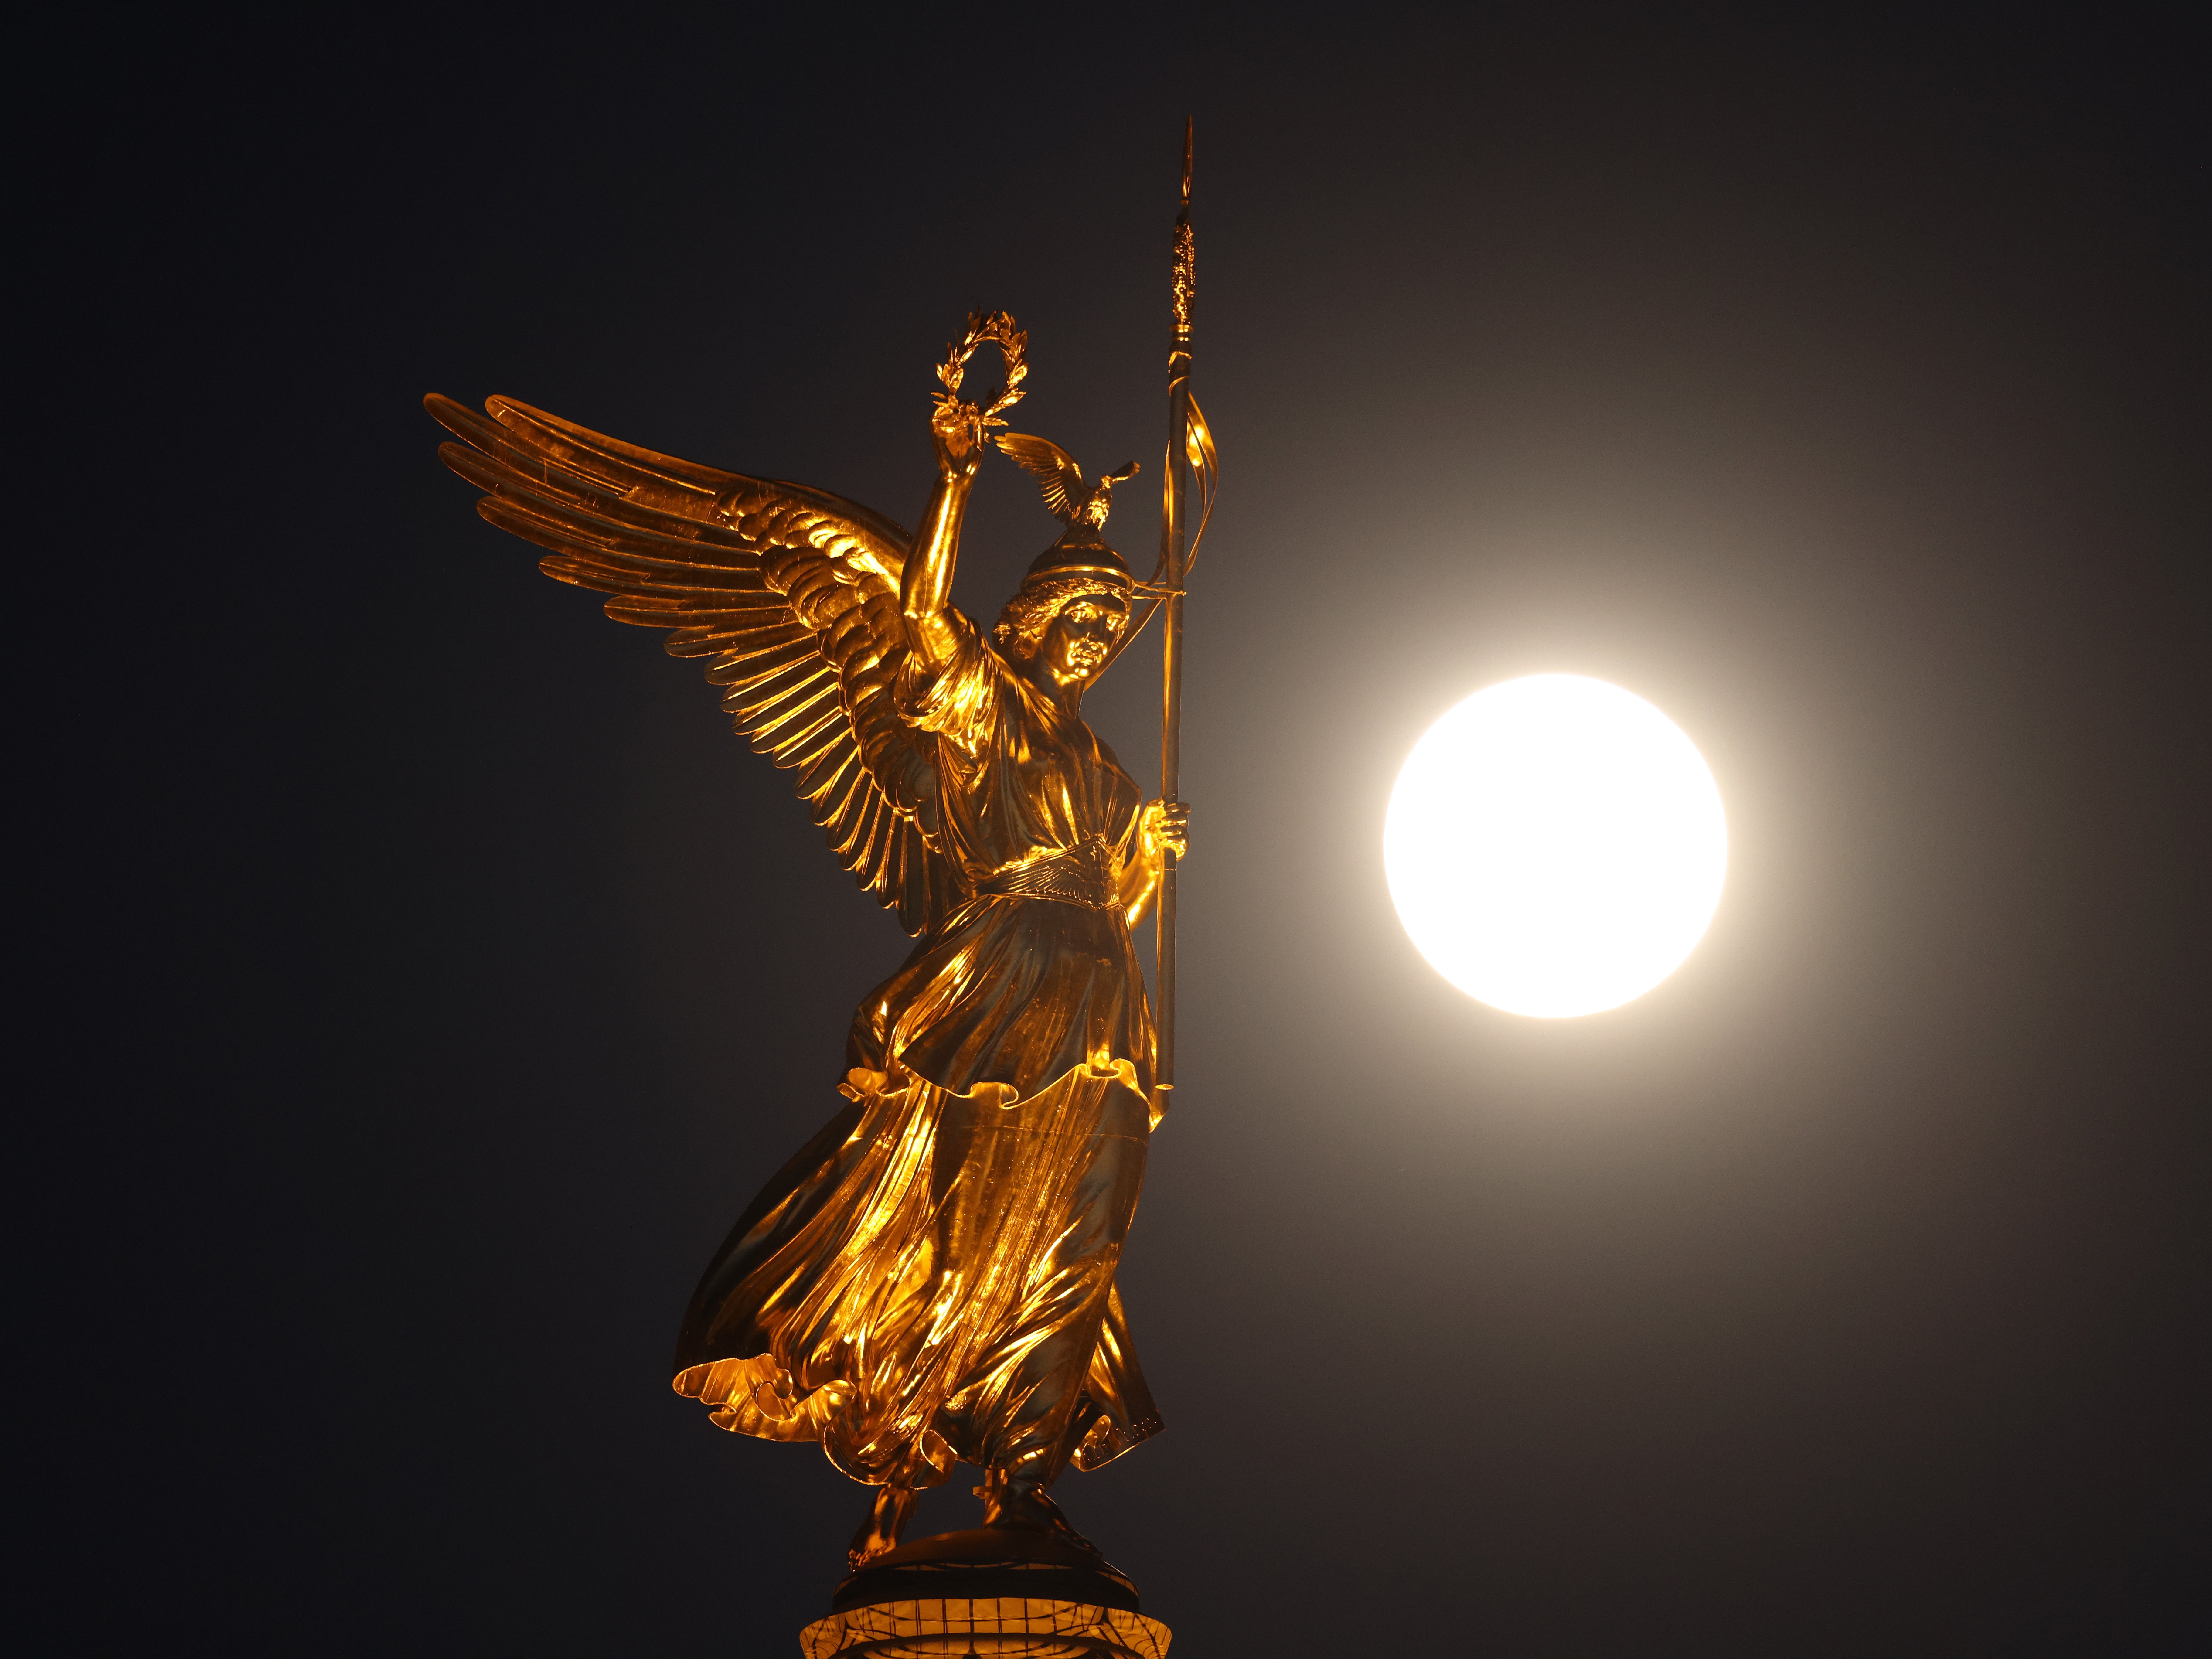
857;611;1153;1103
673;612;1162;1485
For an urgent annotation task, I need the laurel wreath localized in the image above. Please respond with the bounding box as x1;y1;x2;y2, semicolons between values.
932;309;1029;439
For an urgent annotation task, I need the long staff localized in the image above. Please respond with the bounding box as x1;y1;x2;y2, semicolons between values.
1154;120;1218;1112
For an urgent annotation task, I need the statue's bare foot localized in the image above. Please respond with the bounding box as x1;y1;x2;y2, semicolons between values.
974;1470;1100;1556
847;1483;917;1572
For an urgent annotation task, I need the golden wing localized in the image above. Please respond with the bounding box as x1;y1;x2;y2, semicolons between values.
993;431;1084;522
426;393;955;937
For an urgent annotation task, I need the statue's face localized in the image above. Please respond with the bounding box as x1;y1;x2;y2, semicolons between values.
1039;593;1129;685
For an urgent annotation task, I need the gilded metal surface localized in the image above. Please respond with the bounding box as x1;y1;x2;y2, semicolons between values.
801;1598;1171;1658
425;250;1210;1574
1153;114;1200;1098
1169;124;1195;344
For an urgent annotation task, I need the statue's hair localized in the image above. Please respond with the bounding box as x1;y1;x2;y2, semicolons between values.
991;575;1130;661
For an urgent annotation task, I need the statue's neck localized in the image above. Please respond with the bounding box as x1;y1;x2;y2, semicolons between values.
1020;660;1085;717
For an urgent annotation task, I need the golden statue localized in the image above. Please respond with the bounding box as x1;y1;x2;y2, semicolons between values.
424;298;1213;1597
428;133;1209;1658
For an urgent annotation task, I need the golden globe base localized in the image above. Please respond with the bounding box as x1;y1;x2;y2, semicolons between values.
800;1529;1170;1658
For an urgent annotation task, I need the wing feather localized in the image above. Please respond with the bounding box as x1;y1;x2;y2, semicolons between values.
428;392;956;935
861;796;897;874
796;737;861;804
740;676;842;743
815;761;867;833
723;659;831;718
662;619;809;658
703;634;822;683
994;431;1084;522
835;794;879;866
772;714;858;775
825;777;876;859
878;816;906;899
754;703;849;767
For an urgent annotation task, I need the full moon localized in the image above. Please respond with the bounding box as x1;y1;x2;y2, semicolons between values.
1384;674;1728;1017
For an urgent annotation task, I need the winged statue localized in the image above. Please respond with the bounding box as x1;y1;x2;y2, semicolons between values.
424;313;1190;1573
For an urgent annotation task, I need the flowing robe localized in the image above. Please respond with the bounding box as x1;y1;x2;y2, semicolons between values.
672;612;1162;1489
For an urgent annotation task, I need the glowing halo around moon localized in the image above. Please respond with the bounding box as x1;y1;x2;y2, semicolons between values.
1384;674;1728;1018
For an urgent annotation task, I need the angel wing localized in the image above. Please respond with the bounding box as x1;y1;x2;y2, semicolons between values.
426;393;956;938
994;431;1085;523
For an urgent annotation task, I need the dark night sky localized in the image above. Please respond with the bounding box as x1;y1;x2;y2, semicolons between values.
40;5;2208;1655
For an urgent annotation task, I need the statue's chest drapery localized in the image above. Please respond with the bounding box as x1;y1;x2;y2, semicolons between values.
863;617;1153;1104
936;688;1139;882
901;618;1142;885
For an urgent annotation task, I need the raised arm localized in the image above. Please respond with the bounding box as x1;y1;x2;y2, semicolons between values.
902;407;985;669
